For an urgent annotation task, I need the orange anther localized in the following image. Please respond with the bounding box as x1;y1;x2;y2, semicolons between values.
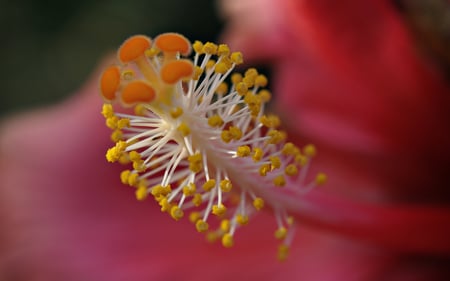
154;33;191;55
121;81;156;106
160;60;194;84
100;65;121;101
118;35;152;63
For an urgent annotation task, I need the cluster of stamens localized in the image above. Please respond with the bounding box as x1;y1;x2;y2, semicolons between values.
99;33;326;261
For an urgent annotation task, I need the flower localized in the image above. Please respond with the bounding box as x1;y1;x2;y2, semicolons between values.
99;33;326;260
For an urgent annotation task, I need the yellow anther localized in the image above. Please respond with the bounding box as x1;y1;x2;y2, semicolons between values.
121;69;135;80
257;89;272;103
110;129;123;142
117;118;130;129
304;144;316;157
236;82;248;96
118;153;130;165
170;206;184;221
253;197;264;210
196;219;209;232
128;150;141;161
230;51;243;65
144;48;159;58
315;173;328;185
231;73;243;84
273;174;286;187
220;219;231;232
236;214;249;226
243;68;258;87
106;141;127;162
170;107;183;119
285;164;299;176
121;81;156;106
212;204;227;216
244;92;261;116
127;172;139;187
192;40;204;53
229;126;242;140
252;147;263;162
189;211;201;223
135;186;148;201
192;193;203;206
154;33;191;56
132;159;146;172
274;227;288;240
159;197;171;212
106;116;119;129
205;59;216;70
120;170;131;185
193;66;203;80
118;35;151;63
267;130;285;144
295;154;308;166
208;114;224;127
269;156;281;170
182;183;197;196
215;62;229;74
177;122;191;137
236;145;251;157
221;130;232;143
160;60;194;84
278;244;290;261
187;153;202;173
259;164;271;176
202;179;216;192
215;82;228;95
100;65;121;101
260;115;280;128
101;103;114;118
287;216;294;226
254;74;268;87
206;231;220;243
222;233;234;248
134;104;146;116
282;142;298;156
217;44;230;56
219;179;232;192
202;42;218;55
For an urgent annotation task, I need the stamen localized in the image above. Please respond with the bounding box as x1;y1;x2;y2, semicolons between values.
100;32;326;261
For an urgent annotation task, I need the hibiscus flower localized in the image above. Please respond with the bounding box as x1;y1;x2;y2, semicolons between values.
1;0;450;281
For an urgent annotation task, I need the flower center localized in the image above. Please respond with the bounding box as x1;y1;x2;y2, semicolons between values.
99;33;326;260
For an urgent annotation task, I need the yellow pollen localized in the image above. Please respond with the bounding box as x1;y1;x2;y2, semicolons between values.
253;197;264;210
217;44;230;56
177;122;191;137
189;211;201;223
222;233;234;248
208;114;224;127
192;193;203;206
212;204;227;216
101;103;114;118
230;51;243;65
258;89;272;103
236;82;248;96
170;206;184;221
192;40;204;53
135;186;148;201
236;145;251;157
278;244;290;261
252;147;263;162
202;179;216;192
273;175;286;187
304;144;316;157
219;179;232;192
269;156;281;170
285;164;299;176
159;197;171;212
228;126;242;140
196;219;209;232
220;219;231;232
127;172;139;187
316;173;328;185
182;183;197;196
120;170;131;185
254;74;268;87
259;164;271;176
170;107;183;118
236;214;249;225
202;42;218;55
274;227;288;240
231;73;242;84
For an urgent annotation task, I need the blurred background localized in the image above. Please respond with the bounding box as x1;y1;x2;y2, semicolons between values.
0;0;223;117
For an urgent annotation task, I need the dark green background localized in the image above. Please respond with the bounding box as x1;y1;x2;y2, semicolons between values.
0;0;223;117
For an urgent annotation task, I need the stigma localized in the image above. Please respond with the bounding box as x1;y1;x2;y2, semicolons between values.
100;33;326;261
